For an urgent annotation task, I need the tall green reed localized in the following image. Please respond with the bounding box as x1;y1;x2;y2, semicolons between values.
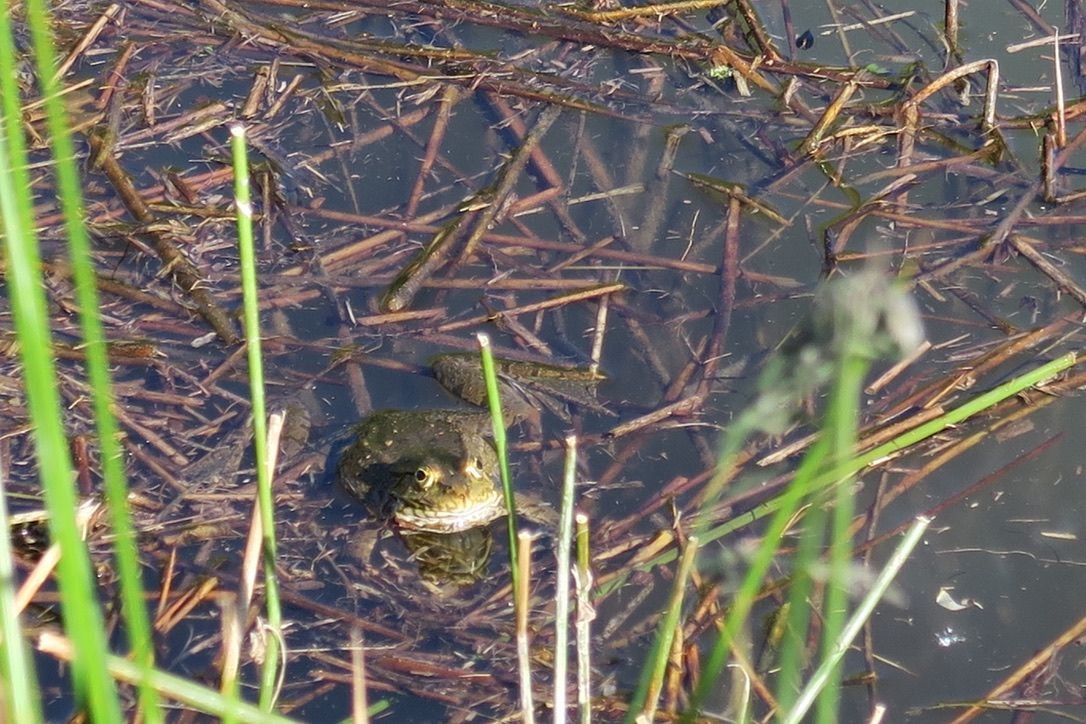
668;270;927;721
0;468;41;722
230;124;284;711
0;5;124;721
476;333;520;587
22;0;162;717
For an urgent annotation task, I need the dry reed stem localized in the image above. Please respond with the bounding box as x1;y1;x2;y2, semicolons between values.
605;394;705;439
898;59;999;169
56;3;121;79
516;530;535;724
948;611;1086;722
436;283;626;333
563;0;729;23
350;627;369;724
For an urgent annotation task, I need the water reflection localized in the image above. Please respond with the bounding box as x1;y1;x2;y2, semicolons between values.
399;527;493;586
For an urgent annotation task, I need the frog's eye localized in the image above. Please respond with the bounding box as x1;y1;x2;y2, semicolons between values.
463;458;485;479
415;467;436;488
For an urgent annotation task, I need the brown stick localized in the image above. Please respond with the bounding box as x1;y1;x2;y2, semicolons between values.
88;135;239;343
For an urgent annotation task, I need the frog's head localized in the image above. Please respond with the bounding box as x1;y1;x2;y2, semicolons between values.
390;443;504;533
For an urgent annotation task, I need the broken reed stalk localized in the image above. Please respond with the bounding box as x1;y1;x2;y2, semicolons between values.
350;627;370;724
944;0;960;60
219;593;241;707
231;124;283;711
553;435;578;723
516;530;535;724
436;283;626;334
225;410;285;703
1054;27;1068;147
799;75;860;156
477;333;519;589
574;513;593;724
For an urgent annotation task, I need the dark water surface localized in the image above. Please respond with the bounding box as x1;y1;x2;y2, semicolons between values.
11;0;1086;720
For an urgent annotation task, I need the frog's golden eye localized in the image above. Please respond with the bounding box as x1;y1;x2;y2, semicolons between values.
463;457;485;479
414;466;437;487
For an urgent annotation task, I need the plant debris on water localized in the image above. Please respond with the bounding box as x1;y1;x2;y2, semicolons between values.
4;0;1086;720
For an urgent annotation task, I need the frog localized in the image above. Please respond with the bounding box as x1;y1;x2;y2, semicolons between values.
336;352;608;534
336;409;504;534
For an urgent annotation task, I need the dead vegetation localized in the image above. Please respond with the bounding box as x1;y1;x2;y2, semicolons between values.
5;0;1086;719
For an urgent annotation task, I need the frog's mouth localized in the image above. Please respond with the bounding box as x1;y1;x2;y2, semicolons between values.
393;486;505;533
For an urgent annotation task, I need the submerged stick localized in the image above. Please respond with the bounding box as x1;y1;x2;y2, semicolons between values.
88;134;239;343
382;104;562;311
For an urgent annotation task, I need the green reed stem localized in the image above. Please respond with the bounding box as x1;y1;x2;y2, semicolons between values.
628;536;699;724
476;334;519;590
554;435;578;723
686;347;872;721
231;125;283;711
0;10;122;723
817;353;868;721
683;349;1076;720
21;0;163;718
781;516;930;724
38;630;298;724
0;20;43;724
575;512;592;724
774;441;830;712
0;467;41;724
605;351;1079;598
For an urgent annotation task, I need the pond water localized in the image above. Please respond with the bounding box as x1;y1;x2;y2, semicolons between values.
9;0;1086;720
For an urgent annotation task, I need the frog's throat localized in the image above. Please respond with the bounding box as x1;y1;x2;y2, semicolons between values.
394;487;505;533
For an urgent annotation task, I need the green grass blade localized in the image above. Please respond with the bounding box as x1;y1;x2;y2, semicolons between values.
610;351;1078;594
230;124;283;711
476;333;519;590
683;430;833;720
627;536;699;723
815;353;868;722
19;0;162;717
554;434;577;722
781;516;931;724
0;9;122;722
38;630;300;723
0;469;43;724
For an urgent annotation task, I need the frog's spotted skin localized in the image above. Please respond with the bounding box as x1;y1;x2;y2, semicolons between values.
337;409;505;533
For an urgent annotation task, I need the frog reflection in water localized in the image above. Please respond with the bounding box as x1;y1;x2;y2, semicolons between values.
337;353;607;536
